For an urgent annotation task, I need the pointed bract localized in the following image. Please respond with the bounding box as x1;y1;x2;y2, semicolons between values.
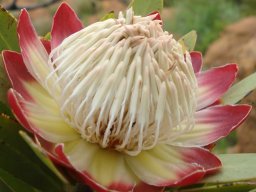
51;2;83;49
173;105;251;147
190;51;202;73
61;139;139;192
197;64;238;110
8;89;33;132
8;86;79;143
41;39;51;54
149;11;162;21
126;145;221;187
17;9;50;85
3;51;35;100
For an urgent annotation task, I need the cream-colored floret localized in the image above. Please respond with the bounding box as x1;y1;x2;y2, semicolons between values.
46;8;197;156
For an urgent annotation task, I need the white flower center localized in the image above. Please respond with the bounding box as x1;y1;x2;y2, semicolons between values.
47;9;198;156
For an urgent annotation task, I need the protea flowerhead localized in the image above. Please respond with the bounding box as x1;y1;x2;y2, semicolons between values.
2;3;251;192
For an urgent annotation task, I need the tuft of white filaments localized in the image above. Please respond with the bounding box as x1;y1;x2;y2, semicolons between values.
46;8;198;156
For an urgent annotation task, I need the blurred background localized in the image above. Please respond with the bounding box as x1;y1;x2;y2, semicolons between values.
0;0;256;154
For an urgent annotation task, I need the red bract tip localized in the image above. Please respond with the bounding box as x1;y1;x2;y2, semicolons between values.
149;11;162;21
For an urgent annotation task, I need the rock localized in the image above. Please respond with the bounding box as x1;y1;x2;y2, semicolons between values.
204;17;256;152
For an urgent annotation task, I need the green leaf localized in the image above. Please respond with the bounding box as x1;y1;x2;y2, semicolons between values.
0;179;13;192
100;11;115;21
0;141;62;192
0;116;37;161
202;154;256;183
178;30;197;53
0;111;48;166
19;131;68;184
44;32;51;40
0;55;11;104
221;72;256;104
0;168;40;192
0;6;19;52
0;101;14;118
0;6;19;103
167;154;256;192
0;104;64;191
168;183;256;192
129;0;163;16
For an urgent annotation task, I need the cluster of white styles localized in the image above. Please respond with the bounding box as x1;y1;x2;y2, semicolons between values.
46;8;197;155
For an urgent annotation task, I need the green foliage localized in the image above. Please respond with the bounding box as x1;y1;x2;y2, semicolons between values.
238;0;256;16
0;102;64;192
168;154;256;192
100;11;115;21
19;131;68;184
221;71;256;104
166;0;240;53
0;6;19;104
163;0;173;7
203;154;256;183
0;6;19;52
44;32;51;40
178;30;197;53
74;0;101;23
169;183;256;192
0;57;11;105
213;132;237;154
0;168;40;192
129;0;163;16
76;0;101;16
